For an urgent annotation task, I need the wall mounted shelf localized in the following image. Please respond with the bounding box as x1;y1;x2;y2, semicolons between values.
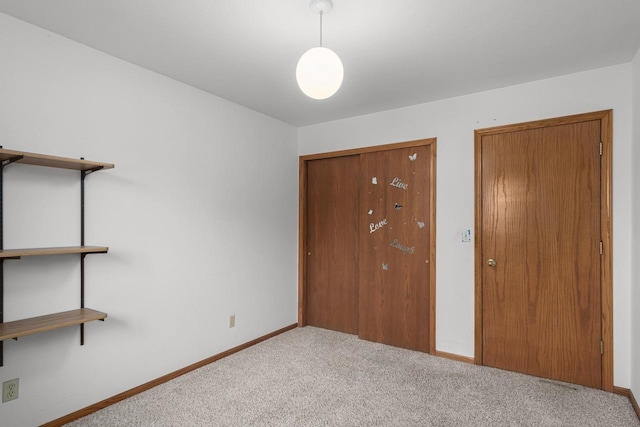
0;246;108;259
0;148;114;171
0;308;107;342
0;148;113;366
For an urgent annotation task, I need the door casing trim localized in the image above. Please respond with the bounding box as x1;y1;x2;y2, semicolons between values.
473;110;613;391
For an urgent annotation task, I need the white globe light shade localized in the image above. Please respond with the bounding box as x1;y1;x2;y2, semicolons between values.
296;47;344;100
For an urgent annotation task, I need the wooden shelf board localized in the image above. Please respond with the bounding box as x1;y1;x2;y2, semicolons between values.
0;308;107;341
0;148;114;171
0;246;109;259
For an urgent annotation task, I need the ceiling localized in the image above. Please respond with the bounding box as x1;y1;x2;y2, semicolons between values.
1;0;640;127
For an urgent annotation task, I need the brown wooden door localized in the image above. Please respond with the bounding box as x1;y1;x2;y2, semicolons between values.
306;155;360;334
359;145;432;352
479;120;602;388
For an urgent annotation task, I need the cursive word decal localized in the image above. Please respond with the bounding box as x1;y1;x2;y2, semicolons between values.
390;177;408;190
390;239;415;254
369;218;388;234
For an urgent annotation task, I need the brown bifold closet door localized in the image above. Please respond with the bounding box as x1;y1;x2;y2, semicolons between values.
306;155;360;334
359;145;431;352
480;120;602;388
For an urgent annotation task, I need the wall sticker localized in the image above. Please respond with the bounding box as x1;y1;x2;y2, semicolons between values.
390;239;415;255
369;218;388;234
409;153;417;161
417;221;425;229
372;177;378;185
390;177;408;190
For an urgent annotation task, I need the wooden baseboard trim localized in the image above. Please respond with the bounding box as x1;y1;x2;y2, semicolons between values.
632;390;640;421
434;350;475;364
629;389;640;421
614;386;631;397
41;323;298;427
613;386;640;421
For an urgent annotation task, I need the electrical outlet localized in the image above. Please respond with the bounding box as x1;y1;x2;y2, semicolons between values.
2;378;19;403
229;314;236;328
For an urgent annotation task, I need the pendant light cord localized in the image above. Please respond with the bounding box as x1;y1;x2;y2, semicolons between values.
319;11;323;47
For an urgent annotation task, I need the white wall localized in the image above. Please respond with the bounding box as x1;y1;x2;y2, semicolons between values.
299;64;633;388
0;13;298;427
631;47;640;403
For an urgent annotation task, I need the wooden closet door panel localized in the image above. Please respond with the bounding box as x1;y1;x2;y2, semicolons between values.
359;146;431;351
306;156;360;334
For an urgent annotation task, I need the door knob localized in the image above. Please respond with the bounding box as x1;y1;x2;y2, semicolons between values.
487;258;496;267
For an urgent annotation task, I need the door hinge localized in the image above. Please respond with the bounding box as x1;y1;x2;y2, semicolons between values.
600;341;604;355
600;142;603;156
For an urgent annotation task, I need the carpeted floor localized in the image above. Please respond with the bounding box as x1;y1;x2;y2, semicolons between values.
67;326;640;426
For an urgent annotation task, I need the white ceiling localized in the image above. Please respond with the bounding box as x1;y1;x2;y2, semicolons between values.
1;0;640;126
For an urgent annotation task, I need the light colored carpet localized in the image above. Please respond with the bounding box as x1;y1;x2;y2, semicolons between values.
67;326;639;426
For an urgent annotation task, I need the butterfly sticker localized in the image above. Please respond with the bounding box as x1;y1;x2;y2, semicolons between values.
382;262;389;271
417;221;425;229
409;153;417;161
368;209;373;215
372;177;378;184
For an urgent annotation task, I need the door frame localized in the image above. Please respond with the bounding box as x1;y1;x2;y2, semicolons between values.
473;110;613;391
299;138;437;354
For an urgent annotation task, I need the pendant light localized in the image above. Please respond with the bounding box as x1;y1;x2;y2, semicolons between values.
296;0;344;100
